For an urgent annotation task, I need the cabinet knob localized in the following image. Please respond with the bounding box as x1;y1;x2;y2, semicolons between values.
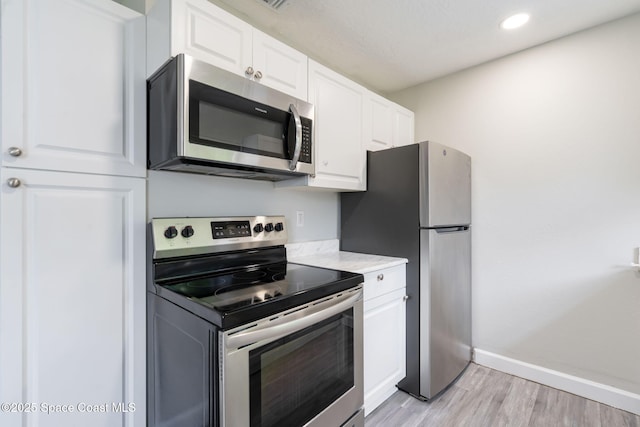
8;147;23;157
245;66;254;76
7;178;21;188
377;274;384;281
254;70;263;80
403;295;409;302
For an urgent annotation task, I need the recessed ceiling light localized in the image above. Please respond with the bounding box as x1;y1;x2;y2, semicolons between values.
500;13;530;30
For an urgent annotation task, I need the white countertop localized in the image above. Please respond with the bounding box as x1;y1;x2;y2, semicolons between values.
289;248;407;274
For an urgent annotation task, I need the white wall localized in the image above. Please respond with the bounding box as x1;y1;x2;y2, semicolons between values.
391;13;640;396
147;170;339;243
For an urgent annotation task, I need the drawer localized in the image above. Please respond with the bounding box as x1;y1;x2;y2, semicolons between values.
363;264;406;302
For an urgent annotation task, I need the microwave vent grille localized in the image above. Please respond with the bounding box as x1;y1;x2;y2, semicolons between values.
257;0;290;11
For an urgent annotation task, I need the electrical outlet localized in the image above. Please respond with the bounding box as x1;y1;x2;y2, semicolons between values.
296;211;304;227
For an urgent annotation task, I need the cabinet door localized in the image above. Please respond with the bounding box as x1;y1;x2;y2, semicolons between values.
0;169;146;427
307;60;366;191
173;0;252;76
252;29;308;100
394;106;415;147
365;91;415;151
363;288;407;416
364;92;394;152
1;0;146;177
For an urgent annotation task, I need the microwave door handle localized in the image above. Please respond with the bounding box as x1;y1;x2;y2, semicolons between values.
288;103;302;171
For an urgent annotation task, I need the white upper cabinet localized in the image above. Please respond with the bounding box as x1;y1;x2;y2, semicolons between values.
1;0;146;177
251;29;308;100
150;0;252;75
277;60;366;191
147;0;308;100
394;105;415;148
364;91;415;151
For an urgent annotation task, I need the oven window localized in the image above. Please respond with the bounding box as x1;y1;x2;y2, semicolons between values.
189;80;289;159
249;309;354;427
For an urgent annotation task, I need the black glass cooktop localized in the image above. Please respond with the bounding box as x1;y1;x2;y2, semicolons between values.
154;260;363;329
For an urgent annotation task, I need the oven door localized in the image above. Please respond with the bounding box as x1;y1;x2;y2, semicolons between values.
220;288;363;427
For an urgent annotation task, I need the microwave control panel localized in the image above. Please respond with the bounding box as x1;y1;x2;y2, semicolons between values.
300;118;312;163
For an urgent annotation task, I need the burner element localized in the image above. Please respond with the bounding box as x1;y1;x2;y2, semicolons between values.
232;270;267;285
166;275;232;298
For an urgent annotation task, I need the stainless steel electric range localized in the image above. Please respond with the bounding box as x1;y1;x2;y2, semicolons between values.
147;216;364;427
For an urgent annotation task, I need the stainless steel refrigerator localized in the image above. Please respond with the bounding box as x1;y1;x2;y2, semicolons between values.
340;141;471;400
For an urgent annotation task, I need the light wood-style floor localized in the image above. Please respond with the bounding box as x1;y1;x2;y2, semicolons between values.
365;363;640;427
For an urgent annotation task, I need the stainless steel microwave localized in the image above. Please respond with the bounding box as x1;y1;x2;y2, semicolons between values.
148;54;314;180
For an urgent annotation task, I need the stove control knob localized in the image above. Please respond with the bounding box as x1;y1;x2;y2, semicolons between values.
181;225;194;238
264;223;274;232
253;223;264;233
164;226;178;239
274;222;284;232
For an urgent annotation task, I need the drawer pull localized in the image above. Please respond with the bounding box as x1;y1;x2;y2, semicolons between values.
377;274;384;281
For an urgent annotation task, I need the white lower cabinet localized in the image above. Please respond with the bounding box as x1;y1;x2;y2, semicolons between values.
362;265;407;416
0;169;146;427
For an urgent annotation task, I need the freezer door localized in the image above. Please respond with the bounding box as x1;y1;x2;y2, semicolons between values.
419;141;471;227
419;227;471;399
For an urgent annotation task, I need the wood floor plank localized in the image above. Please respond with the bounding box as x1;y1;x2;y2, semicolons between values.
364;363;639;427
444;368;514;426
600;402;640;427
527;384;565;426
416;383;469;426
555;386;591;427
364;392;415;426
582;399;602;427
455;363;490;392
493;376;539;427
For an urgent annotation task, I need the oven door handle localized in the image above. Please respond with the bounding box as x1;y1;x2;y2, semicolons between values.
225;290;361;350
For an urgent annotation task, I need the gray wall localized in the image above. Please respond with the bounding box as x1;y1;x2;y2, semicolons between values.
147;170;339;243
112;0;144;13
391;13;640;394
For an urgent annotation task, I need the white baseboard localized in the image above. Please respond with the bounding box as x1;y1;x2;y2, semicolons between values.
473;349;640;416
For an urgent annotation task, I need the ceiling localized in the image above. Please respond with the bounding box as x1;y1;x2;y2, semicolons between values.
212;0;640;94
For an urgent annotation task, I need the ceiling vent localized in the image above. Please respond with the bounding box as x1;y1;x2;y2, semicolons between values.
256;0;290;11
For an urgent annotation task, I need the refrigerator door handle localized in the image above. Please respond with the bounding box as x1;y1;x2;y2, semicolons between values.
434;226;469;233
